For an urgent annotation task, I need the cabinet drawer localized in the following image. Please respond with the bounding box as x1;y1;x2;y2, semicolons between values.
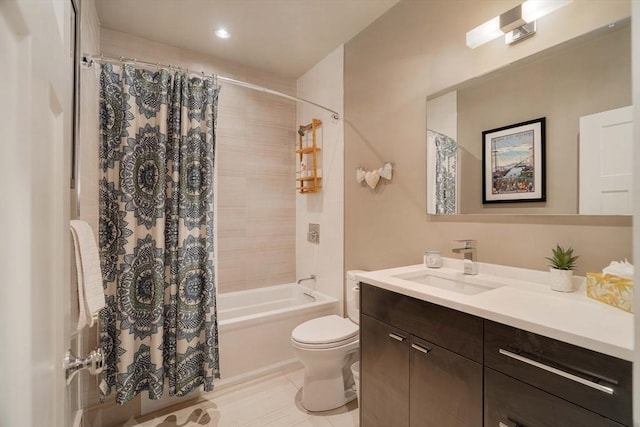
361;284;483;362
485;367;624;427
485;321;631;426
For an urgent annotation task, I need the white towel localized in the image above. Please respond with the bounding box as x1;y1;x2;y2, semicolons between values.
70;220;105;331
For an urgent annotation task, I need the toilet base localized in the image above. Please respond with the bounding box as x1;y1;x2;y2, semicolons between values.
301;375;358;412
298;350;359;412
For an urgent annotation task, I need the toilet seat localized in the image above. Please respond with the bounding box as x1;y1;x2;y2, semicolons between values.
291;315;359;349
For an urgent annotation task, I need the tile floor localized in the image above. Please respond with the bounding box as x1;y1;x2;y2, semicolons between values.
119;367;359;427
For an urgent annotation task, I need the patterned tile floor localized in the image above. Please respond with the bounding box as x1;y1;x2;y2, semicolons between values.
120;368;359;427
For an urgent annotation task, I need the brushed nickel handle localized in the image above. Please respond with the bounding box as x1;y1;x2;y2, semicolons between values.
388;332;406;342
411;343;431;354
499;420;520;427
64;347;105;385
499;348;614;395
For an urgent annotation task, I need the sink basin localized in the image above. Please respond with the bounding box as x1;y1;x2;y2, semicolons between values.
393;271;502;295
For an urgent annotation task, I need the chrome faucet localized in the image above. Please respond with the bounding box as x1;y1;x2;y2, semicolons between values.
297;274;316;285
451;240;477;275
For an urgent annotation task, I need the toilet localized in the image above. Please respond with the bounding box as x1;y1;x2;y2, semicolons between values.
291;270;364;412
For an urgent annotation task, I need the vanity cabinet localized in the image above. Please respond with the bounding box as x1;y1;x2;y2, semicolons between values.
484;321;632;427
359;283;633;427
360;284;483;427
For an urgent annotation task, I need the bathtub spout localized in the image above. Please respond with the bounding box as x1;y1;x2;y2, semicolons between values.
297;274;316;285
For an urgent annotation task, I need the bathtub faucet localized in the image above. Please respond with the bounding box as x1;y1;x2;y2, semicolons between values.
297;274;316;285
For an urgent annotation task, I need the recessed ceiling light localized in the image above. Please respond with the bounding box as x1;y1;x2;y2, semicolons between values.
215;28;230;39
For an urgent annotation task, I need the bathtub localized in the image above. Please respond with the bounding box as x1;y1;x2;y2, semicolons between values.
217;283;339;380
141;283;339;415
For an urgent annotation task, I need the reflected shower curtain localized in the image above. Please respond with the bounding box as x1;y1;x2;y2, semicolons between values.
98;63;220;404
429;130;457;215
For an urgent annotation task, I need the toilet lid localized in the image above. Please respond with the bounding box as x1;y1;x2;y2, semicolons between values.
292;315;359;345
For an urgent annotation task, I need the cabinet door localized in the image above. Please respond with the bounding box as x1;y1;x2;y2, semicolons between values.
485;368;625;427
410;336;482;427
361;314;410;427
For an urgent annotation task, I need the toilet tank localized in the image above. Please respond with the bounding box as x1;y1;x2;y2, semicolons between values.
346;270;366;325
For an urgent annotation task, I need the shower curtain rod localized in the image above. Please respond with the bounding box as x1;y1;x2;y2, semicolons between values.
82;54;341;121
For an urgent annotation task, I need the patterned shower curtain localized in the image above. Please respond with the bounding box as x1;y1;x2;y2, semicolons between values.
98;63;220;404
428;129;457;215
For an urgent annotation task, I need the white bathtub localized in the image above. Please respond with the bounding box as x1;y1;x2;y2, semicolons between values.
217;283;339;380
141;283;338;415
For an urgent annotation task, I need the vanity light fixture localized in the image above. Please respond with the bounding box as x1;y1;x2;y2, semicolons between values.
466;0;572;48
215;28;230;39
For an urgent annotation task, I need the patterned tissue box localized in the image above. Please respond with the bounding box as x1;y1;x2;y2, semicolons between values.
586;273;633;313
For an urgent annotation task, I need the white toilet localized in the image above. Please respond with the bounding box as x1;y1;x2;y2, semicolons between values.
291;270;364;412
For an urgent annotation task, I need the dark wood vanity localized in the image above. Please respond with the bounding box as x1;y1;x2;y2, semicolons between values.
359;283;632;427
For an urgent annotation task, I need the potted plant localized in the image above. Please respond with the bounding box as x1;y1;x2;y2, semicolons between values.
546;245;579;292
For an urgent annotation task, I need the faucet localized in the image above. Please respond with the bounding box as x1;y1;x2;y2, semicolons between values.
451;240;477;275
297;274;316;285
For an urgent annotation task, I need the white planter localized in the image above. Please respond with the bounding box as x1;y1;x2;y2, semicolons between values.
549;268;574;292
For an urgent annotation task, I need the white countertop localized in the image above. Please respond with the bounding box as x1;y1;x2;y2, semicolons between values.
356;259;634;361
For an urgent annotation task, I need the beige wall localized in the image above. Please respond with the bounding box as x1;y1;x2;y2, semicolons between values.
345;0;632;276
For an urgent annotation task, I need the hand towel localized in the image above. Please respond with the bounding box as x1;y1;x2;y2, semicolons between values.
70;220;105;330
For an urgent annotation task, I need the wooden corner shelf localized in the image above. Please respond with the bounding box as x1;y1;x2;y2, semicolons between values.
296;118;322;194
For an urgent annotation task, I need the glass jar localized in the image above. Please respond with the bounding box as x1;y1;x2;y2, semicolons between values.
424;251;442;268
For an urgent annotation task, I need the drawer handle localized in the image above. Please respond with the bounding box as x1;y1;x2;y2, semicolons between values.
388;332;406;342
411;343;431;354
499;420;520;427
498;349;614;395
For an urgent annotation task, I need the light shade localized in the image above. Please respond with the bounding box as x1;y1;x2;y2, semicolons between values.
521;0;573;23
466;0;573;48
466;16;502;49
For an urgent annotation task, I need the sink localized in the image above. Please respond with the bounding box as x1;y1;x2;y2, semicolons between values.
392;271;503;295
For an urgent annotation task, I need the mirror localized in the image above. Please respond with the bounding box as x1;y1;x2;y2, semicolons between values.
427;19;631;216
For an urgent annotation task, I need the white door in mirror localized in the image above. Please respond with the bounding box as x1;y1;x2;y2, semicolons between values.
579;106;633;215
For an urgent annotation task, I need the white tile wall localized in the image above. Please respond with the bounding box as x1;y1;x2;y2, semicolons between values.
296;46;345;309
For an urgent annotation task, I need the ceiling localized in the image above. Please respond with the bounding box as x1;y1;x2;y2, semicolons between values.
94;0;400;79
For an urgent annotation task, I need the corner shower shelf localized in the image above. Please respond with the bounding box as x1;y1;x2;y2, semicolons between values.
296;118;322;194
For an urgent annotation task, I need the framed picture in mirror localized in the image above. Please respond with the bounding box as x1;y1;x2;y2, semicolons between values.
482;117;545;204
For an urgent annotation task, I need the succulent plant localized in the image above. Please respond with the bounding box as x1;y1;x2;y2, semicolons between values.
546;245;579;271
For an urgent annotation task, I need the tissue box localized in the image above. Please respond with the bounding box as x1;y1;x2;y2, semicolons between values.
586;273;633;313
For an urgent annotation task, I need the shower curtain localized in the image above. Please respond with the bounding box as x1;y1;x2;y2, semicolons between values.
429;130;457;215
98;63;220;404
